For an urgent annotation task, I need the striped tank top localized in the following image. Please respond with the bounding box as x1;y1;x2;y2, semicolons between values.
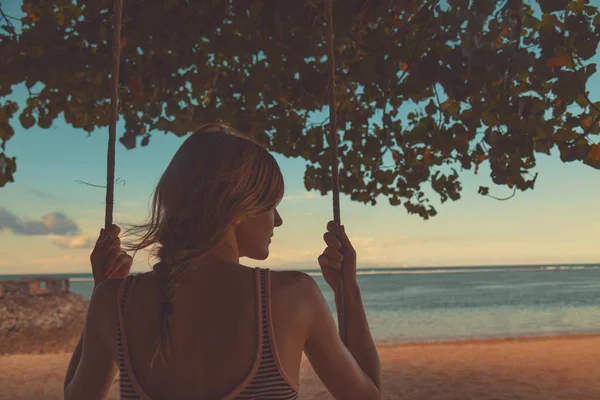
116;268;299;400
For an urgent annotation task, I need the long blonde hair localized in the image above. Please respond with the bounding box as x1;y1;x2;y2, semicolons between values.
124;123;285;366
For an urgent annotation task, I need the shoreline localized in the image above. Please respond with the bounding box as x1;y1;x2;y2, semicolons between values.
10;332;595;355
376;331;600;348
1;333;599;399
3;323;599;356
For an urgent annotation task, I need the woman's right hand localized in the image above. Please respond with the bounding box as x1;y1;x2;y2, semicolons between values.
309;222;381;399
317;221;357;292
90;224;133;288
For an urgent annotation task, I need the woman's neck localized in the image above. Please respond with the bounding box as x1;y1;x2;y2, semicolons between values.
201;240;240;265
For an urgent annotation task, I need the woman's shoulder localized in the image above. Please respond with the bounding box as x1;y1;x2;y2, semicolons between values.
269;269;322;303
270;269;313;286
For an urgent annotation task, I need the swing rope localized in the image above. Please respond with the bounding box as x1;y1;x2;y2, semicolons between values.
104;0;347;343
324;0;346;344
105;0;122;230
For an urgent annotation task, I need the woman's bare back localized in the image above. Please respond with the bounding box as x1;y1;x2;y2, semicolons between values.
103;263;311;398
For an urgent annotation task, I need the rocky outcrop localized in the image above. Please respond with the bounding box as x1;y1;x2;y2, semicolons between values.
0;277;70;297
0;292;89;355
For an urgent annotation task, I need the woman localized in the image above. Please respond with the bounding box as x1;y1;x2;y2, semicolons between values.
63;124;382;400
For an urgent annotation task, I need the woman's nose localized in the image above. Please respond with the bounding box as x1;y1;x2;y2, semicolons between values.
274;209;283;227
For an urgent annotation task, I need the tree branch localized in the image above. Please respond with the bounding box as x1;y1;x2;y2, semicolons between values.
0;3;18;36
390;0;437;41
564;11;600;116
396;4;433;85
485;186;517;201
502;0;522;95
75;178;126;188
346;31;376;54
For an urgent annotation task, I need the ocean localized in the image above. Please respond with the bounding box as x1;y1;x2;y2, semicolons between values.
2;264;599;343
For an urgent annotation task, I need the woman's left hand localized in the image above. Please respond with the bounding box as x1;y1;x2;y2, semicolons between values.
90;224;133;287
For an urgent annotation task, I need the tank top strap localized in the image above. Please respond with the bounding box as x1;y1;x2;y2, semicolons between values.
116;275;136;316
116;274;152;400
258;268;268;335
256;268;299;393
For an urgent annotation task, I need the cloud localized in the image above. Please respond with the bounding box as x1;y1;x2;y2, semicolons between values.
52;234;95;249
283;192;319;201
0;207;79;236
338;235;410;264
257;234;412;268
351;235;408;248
262;248;320;266
26;253;91;270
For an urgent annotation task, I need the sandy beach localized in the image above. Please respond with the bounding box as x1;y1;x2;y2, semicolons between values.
0;334;598;399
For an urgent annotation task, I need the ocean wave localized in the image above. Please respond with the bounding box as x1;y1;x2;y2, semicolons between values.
305;269;501;276
69;278;94;282
306;265;600;277
14;265;597;282
541;266;590;271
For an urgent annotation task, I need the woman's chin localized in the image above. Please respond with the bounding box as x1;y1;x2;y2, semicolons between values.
260;247;270;260
247;248;269;261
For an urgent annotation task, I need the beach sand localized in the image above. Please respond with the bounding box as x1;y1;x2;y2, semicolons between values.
0;334;598;399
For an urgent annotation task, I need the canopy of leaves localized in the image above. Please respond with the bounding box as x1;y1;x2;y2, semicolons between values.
1;0;599;218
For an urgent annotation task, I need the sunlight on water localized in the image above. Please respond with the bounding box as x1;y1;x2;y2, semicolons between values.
3;264;599;342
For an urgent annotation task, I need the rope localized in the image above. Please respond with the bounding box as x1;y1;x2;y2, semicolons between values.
105;0;123;230
102;0;345;342
324;0;346;344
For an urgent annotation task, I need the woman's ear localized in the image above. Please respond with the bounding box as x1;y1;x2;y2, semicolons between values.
234;219;242;226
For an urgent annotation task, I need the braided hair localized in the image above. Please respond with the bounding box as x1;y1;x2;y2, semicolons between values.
123;123;285;367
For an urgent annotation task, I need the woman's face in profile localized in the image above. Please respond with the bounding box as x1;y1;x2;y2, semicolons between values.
235;208;283;260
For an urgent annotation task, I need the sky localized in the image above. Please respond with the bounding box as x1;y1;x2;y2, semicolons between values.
1;1;600;274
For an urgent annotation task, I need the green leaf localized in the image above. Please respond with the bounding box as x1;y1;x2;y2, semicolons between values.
0;123;15;141
0;153;16;187
19;112;35;129
26;45;44;58
534;138;552;154
164;0;180;11
576;37;600;60
359;57;377;81
539;0;570;13
553;72;581;104
1;24;15;35
119;135;136;150
389;196;401;206
383;170;394;185
54;12;65;26
1;0;599;221
38;116;52;129
425;100;437;116
481;111;499;127
440;98;459;116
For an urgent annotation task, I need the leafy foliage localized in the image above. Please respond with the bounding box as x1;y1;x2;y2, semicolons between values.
1;0;599;219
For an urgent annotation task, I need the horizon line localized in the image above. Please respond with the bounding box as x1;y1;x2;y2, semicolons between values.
1;261;599;276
